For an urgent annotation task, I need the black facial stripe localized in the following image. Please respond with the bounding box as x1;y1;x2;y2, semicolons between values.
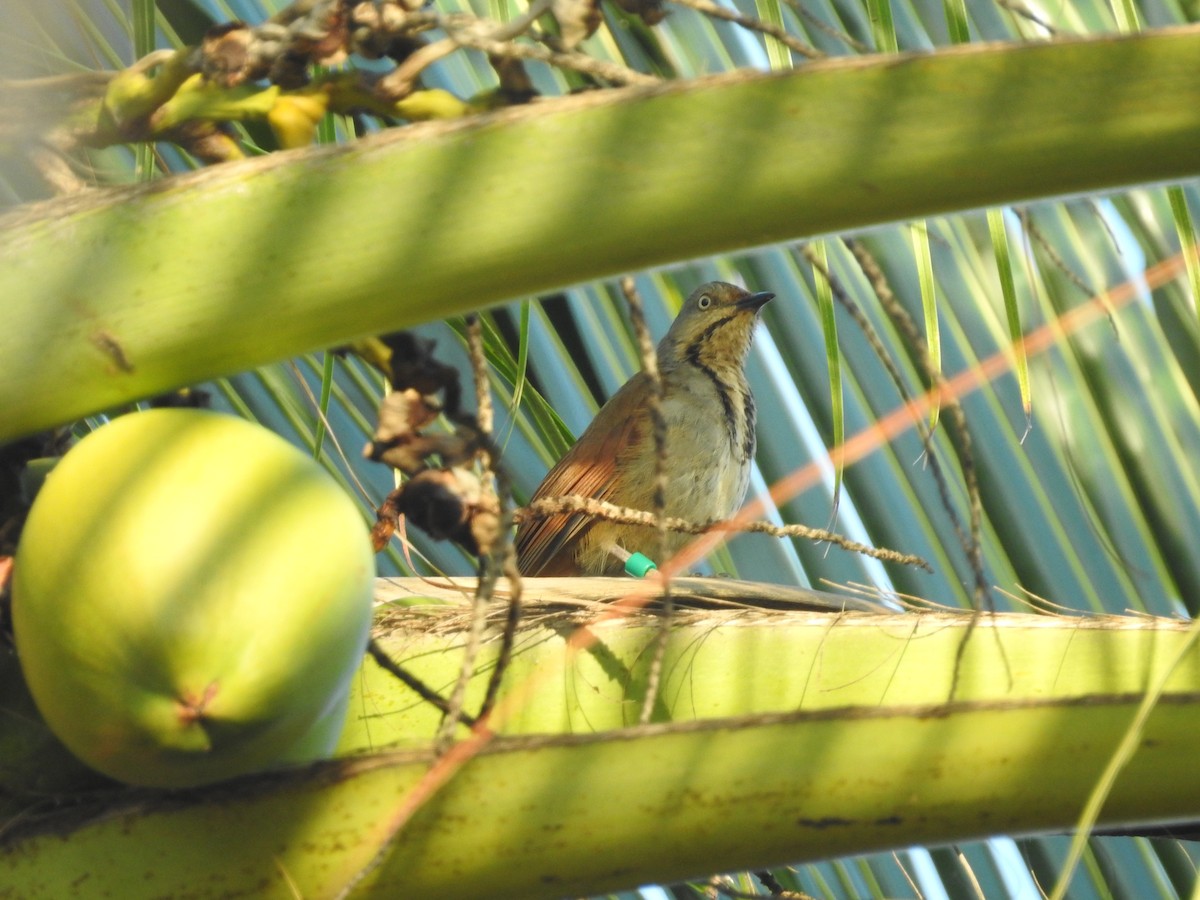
697;313;740;345
742;392;756;460
686;341;741;454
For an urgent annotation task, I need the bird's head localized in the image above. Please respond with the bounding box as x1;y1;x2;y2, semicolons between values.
658;281;774;372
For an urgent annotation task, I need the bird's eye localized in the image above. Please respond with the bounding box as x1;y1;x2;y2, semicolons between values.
697;294;712;310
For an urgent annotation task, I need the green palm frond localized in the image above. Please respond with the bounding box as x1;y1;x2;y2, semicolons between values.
4;0;1200;896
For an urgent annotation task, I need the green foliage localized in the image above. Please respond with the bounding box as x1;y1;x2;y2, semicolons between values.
3;0;1200;896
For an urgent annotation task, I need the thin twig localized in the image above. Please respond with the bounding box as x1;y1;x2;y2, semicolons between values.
378;0;657;98
481;540;523;716
805;241;979;590
470;316;495;435
995;0;1059;34
670;0;824;59
436;316;497;748
778;0;871;52
378;0;551;98
1018;208;1114;328
842;238;1004;702
464;317;523;723
621;277;671;725
467;32;660;85
366;638;477;726
349;321;521;891
801;242;975;567
518;495;932;571
287;359;379;508
711;870;818;898
843;238;990;609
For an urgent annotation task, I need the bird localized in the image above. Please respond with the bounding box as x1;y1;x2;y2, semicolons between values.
516;281;774;576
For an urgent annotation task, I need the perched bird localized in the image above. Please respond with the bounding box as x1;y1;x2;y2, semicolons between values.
516;281;774;576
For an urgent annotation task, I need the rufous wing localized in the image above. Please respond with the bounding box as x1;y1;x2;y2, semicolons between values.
516;374;649;575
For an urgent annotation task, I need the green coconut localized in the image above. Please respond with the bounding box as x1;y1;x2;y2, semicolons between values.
11;409;375;788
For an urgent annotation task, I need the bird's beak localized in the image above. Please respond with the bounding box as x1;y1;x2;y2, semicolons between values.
738;291;775;311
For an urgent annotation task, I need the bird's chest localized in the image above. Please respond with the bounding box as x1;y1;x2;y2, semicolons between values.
655;371;755;522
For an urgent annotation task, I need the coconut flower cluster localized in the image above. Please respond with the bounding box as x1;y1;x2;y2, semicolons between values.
355;331;501;560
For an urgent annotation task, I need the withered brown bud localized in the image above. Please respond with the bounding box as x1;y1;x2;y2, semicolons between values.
364;424;475;476
381;333;461;405
611;0;667;25
394;467;498;556
200;22;255;87
374;389;440;444
551;0;602;50
362;433;438;475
